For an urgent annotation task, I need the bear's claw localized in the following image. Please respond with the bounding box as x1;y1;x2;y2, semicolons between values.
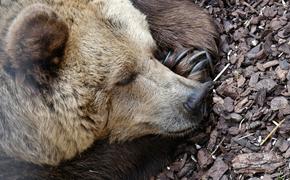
162;48;192;69
162;48;214;80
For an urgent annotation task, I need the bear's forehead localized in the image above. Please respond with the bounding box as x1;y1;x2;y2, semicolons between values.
46;0;157;68
96;0;156;51
55;0;156;54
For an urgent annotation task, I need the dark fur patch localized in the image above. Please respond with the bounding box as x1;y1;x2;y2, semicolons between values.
131;0;219;57
0;136;179;180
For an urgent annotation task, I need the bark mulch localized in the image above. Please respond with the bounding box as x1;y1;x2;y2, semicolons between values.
156;0;290;179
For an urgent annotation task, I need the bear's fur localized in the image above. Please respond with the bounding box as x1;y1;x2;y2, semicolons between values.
0;0;218;179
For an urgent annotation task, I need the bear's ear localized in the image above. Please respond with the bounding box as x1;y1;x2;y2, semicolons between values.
4;4;69;89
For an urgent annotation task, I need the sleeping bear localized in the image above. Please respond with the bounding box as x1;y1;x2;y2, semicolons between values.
0;0;218;179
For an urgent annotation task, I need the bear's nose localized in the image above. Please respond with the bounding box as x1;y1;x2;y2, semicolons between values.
183;81;213;114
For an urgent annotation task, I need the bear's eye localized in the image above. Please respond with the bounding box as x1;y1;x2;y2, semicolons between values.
116;73;137;86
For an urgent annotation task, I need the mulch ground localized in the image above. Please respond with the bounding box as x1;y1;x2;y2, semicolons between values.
155;0;290;179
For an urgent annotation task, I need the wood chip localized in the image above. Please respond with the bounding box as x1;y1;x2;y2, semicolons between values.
232;152;284;174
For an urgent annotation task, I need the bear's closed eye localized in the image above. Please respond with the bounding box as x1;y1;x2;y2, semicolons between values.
116;73;138;86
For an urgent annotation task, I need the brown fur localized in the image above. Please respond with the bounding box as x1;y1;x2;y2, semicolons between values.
132;0;219;57
0;0;218;179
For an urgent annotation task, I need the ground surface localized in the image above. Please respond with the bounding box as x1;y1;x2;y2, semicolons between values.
156;0;290;179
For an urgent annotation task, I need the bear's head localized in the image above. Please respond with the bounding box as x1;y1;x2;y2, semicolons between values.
0;0;211;165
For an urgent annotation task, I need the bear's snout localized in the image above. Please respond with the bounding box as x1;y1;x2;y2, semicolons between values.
183;81;212;116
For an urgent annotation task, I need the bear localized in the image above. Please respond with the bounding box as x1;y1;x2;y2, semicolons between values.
0;0;218;179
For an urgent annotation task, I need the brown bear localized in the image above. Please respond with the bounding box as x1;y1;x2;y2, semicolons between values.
0;0;218;179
